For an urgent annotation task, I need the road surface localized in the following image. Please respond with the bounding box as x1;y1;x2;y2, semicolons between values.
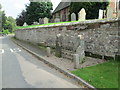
0;36;80;88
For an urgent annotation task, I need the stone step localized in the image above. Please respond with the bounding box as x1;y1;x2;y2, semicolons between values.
62;52;73;56
61;49;74;54
61;50;74;60
62;54;73;60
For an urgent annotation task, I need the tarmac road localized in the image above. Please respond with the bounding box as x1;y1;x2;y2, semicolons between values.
0;36;80;88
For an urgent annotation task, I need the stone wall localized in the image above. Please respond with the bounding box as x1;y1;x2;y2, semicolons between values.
15;18;119;60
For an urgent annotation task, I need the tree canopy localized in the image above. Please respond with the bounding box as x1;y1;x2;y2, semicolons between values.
0;4;2;9
16;10;26;26
0;4;2;31
0;3;16;33
70;2;109;20
16;1;53;26
4;16;16;32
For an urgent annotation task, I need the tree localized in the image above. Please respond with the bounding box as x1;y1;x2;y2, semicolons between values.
0;5;8;32
0;3;2;32
0;4;15;33
2;16;16;33
2;29;10;34
70;2;109;20
0;4;2;9
25;1;53;25
16;10;26;26
0;3;15;33
5;16;16;32
2;11;7;27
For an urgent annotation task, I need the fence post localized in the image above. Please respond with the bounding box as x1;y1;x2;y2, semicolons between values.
76;35;85;63
55;34;62;57
73;54;80;69
47;47;51;57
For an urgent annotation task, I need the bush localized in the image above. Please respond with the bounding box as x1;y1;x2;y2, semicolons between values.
2;29;10;34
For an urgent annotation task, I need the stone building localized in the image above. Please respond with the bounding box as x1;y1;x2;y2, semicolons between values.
109;0;120;18
52;0;120;22
52;2;71;22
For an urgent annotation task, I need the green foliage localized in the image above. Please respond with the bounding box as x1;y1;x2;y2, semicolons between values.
1;11;7;28
0;4;2;32
70;2;109;20
16;20;78;29
16;10;26;26
0;4;2;9
1;29;10;34
25;2;53;25
71;61;119;88
7;16;16;32
3;16;16;33
0;4;16;33
16;2;53;26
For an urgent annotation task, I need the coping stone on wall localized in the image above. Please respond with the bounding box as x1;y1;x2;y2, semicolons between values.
16;18;118;31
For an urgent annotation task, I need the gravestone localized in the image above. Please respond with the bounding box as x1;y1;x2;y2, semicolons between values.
49;19;54;23
44;17;49;24
71;13;76;21
33;22;35;25
23;22;28;26
78;8;86;21
103;10;106;18
33;22;39;25
99;9;104;19
39;18;44;24
107;7;113;19
55;18;60;23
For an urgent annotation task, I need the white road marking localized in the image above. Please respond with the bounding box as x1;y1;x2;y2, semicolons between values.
0;49;4;54
10;49;14;52
0;37;5;39
0;48;21;54
10;48;21;53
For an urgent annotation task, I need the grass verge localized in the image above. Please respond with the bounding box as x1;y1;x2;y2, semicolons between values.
71;60;120;88
16;21;78;29
16;19;108;29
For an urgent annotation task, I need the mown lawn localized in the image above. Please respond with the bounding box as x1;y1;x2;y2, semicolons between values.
71;60;120;88
16;20;78;29
16;19;107;29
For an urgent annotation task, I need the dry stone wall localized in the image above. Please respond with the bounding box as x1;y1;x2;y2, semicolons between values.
15;18;119;60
